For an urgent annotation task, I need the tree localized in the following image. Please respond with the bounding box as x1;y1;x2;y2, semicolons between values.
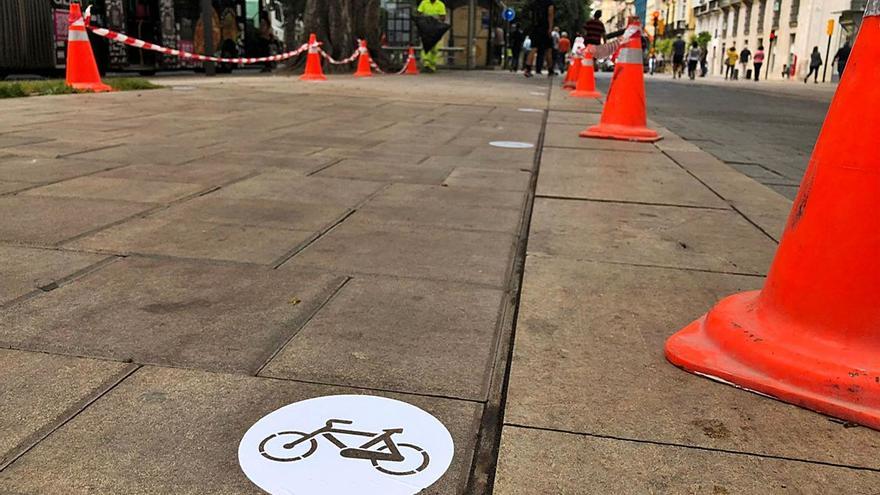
694;31;712;48
303;0;384;69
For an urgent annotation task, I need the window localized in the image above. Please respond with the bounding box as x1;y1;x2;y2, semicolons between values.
744;3;752;35
789;0;800;26
732;6;740;36
772;0;781;29
757;0;766;33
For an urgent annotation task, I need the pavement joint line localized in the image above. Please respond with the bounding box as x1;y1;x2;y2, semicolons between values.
0;255;122;310
283;267;513;291
0;161;134;198
502;422;880;473
468;83;553;495
304;157;345;177
252;276;352;376
0;363;141;473
525;254;767;278
534;194;731;211
660;148;781;245
54;142;125;160
54;204;165;247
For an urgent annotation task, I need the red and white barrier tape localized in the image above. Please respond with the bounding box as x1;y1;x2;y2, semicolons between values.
83;6;307;64
317;47;361;65
585;25;642;60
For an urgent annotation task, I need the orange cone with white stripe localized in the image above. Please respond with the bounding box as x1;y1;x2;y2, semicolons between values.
569;50;600;99
404;47;420;75
65;3;112;92
300;34;327;81
354;40;373;77
580;18;660;142
562;53;580;89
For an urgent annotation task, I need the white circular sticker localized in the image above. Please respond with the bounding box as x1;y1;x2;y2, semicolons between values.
489;141;534;149
528;91;546;96
239;395;454;494
517;108;543;113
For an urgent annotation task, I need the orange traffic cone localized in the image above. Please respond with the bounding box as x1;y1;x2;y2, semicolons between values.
579;18;660;142
569;50;600;98
666;6;880;430
404;47;420;75
354;40;373;77
562;53;580;89
300;33;327;81
65;3;112;92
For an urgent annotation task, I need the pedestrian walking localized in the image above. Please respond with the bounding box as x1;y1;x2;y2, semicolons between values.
687;41;701;80
753;45;765;81
416;0;447;73
584;10;605;46
493;25;505;65
739;44;751;80
725;46;738;80
804;46;823;84
550;26;560;75
558;32;571;72
509;23;525;72
699;44;708;77
524;0;555;77
672;35;686;79
649;51;656;75
833;41;852;78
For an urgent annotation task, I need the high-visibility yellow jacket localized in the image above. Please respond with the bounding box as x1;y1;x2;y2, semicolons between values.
417;0;447;17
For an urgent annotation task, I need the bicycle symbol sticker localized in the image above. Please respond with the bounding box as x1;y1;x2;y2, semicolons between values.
238;395;455;494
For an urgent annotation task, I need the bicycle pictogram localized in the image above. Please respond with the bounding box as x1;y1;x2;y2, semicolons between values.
259;419;430;476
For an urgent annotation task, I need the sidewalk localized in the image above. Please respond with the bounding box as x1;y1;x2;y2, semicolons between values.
492;78;880;492
642;71;838;101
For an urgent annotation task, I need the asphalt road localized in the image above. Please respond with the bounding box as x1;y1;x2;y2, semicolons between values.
595;73;833;199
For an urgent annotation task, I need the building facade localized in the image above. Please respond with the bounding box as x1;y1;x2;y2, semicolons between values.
694;0;862;80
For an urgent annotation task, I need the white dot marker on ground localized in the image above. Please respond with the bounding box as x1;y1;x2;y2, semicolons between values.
171;86;196;91
489;141;535;149
518;108;543;113
239;395;455;495
529;91;546;96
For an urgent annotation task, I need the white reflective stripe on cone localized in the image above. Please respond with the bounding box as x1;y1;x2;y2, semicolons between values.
68;30;90;41
617;47;643;65
581;58;594;67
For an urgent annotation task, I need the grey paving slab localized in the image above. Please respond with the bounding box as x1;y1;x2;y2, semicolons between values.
0;181;30;194
0;155;116;183
151;196;350;232
370;141;475;157
211;170;384;207
443;168;532;192
667;150;793;241
191;150;334;173
367;183;527;211
355;199;522;234
65;144;213;165
262;276;505;400
493;426;880;495
96;162;256;185
529;198;777;275
22;176;205;204
0;349;131;466
546;110;599;125
68;217;314;264
0;257;345;373
537;148;728;208
0;196;152;245
420;155;534;171
544;122;659;152
315;158;455;185
0;246;106;305
311;147;428;165
0;366;481;495
287;216;516;287
504;255;880;469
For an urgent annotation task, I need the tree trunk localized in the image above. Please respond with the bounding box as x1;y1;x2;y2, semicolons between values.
303;0;386;71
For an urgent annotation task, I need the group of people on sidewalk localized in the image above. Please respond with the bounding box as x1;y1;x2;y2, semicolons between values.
722;42;852;83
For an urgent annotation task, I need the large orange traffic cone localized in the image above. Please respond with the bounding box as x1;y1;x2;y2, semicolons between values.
579;18;659;142
404;47;420;75
569;50;600;98
666;5;880;430
65;3;112;92
300;34;326;81
562;53;580;89
354;40;373;77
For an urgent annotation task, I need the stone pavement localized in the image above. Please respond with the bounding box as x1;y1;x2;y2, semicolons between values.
0;70;877;494
493;76;880;493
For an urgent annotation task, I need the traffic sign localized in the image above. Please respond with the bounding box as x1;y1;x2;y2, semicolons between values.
503;7;515;22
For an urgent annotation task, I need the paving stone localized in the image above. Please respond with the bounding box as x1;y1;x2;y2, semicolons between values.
96;162;255;185
0;196;151;245
546;110;599;125
0;155;117;183
355;200;522;234
65;144;213;165
287;216;516;287
443;168;532;192
420;155;534;171
0;246;106;305
0;181;30;194
151;196;350;232
0;366;481;495
544;123;659;152
0;349;131;466
370;141;475;157
190;151;335;173
361;183;527;211
537;148;728;208
0;258;345;373
504;256;880;469
493;426;880;494
529;198;777;275
262;276;505;400
315;158;455;185
68;217;314;264
211;170;384;207
23;176;205;204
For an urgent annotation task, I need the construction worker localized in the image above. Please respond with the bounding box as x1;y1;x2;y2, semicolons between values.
417;0;447;72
